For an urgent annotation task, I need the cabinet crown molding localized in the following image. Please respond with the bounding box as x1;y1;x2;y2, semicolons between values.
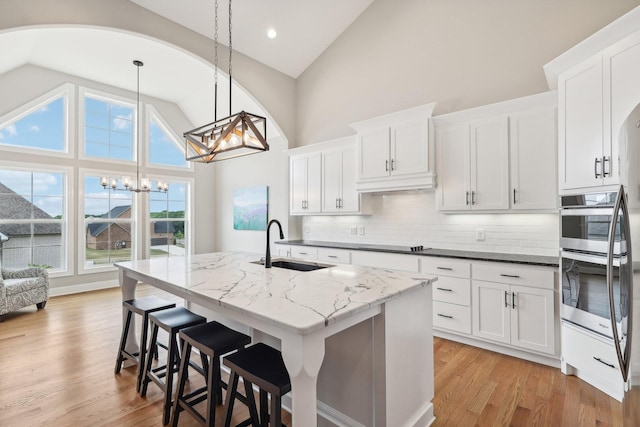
349;102;436;132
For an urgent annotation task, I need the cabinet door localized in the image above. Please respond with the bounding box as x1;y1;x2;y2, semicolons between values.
510;107;557;210
469;116;509;210
391;119;429;177
359;128;390;180
339;146;360;212
436;122;470;211
290;155;308;214
510;285;555;355
472;280;510;344
306;153;322;213
559;55;604;190
322;149;343;213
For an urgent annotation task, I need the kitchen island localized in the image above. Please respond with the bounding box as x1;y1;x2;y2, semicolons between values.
117;252;436;427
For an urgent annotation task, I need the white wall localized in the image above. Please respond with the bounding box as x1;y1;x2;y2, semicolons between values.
303;192;559;256
295;0;640;146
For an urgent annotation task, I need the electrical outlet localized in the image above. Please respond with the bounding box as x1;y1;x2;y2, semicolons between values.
303;226;310;234
350;226;358;235
476;228;486;241
358;226;365;236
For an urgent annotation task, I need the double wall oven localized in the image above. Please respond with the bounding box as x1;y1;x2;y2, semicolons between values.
560;188;632;380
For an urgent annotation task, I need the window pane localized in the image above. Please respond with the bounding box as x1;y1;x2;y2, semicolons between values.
149;118;186;168
0;223;63;269
85;221;132;267
0;97;65;152
150;220;185;258
84;96;134;161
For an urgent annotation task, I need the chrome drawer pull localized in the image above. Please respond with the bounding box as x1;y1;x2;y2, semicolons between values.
436;267;453;271
327;255;338;259
436;287;453;292
500;274;520;278
593;356;615;369
437;313;453;319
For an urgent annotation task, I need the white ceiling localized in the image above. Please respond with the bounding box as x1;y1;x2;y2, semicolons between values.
129;0;374;78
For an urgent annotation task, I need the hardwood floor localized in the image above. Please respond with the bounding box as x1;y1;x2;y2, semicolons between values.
0;286;623;426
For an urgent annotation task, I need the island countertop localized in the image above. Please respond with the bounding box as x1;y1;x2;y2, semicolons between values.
116;251;435;335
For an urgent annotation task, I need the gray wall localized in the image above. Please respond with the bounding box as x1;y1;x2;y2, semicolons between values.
295;0;640;146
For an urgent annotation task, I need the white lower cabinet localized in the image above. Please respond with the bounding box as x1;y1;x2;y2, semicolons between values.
290;246;318;260
317;247;351;264
275;245;291;258
471;262;556;356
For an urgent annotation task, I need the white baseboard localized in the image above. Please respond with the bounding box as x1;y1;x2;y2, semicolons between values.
49;280;119;297
280;394;366;427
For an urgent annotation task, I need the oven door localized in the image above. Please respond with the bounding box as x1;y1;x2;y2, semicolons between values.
560;208;622;255
561;250;624;340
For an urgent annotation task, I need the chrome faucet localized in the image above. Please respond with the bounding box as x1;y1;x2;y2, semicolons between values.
265;219;284;268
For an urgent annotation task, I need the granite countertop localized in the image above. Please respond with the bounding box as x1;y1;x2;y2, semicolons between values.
117;252;435;335
277;240;559;267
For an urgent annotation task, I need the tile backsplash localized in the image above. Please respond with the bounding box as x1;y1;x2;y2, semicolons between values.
302;192;559;256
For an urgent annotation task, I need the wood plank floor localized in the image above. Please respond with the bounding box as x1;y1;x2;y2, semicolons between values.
0;286;623;426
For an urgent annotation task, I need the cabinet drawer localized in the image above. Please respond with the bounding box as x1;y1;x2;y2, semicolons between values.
472;262;554;289
290;247;318;260
317;248;351;264
432;276;471;306
433;301;471;334
562;323;622;396
421;257;471;278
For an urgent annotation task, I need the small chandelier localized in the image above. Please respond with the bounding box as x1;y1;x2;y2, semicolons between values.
184;0;269;163
101;60;168;193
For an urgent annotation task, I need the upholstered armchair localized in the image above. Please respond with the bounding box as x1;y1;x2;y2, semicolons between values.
0;267;50;316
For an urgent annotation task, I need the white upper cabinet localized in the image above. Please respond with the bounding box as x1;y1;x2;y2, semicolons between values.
435;92;556;212
350;103;437;193
289;137;369;216
510;106;558;210
290;152;322;214
322;145;360;213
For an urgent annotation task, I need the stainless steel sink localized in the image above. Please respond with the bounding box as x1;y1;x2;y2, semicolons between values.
252;259;333;271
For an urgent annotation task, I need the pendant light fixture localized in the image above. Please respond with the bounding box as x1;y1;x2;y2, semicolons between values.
101;60;168;193
184;0;269;163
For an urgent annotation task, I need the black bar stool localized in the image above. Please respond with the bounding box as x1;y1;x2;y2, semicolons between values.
170;321;251;427
222;342;291;427
114;295;176;392
141;306;207;425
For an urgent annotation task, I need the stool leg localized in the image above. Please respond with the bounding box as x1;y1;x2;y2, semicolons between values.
136;313;150;393
259;390;268;427
170;339;191;427
140;323;159;397
205;352;215;426
163;333;179;425
270;393;282;427
213;354;223;405
115;310;133;374
243;379;260;427
223;371;240;427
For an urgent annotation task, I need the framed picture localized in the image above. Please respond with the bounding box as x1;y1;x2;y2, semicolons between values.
233;186;268;231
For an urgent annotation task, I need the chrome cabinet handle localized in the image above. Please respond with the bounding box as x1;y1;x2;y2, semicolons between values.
339;198;343;208
500;274;520;278
390;159;395;171
436;266;453;271
471;191;476;205
437;313;453;319
594;157;602;178
504;291;509;308
593;356;616;369
466;191;470;205
512;292;516;309
603;156;610;177
299;252;308;255
513;188;517;204
436;287;453;292
335;198;339;208
327;255;338;259
385;160;389;172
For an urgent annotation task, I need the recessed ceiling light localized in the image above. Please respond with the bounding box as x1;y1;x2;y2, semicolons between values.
267;28;277;39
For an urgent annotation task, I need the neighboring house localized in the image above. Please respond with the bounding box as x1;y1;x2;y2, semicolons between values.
0;182;61;268
86;205;175;250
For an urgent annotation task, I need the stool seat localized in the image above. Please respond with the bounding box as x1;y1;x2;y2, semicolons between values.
222;343;291;427
170;321;251;427
115;296;176;392
141;306;207;425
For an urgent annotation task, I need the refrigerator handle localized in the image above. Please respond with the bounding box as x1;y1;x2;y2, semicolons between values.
607;185;632;382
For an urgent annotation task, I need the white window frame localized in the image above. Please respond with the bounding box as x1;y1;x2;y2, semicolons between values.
0;83;74;158
78;168;138;275
0;160;73;278
78;86;137;166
